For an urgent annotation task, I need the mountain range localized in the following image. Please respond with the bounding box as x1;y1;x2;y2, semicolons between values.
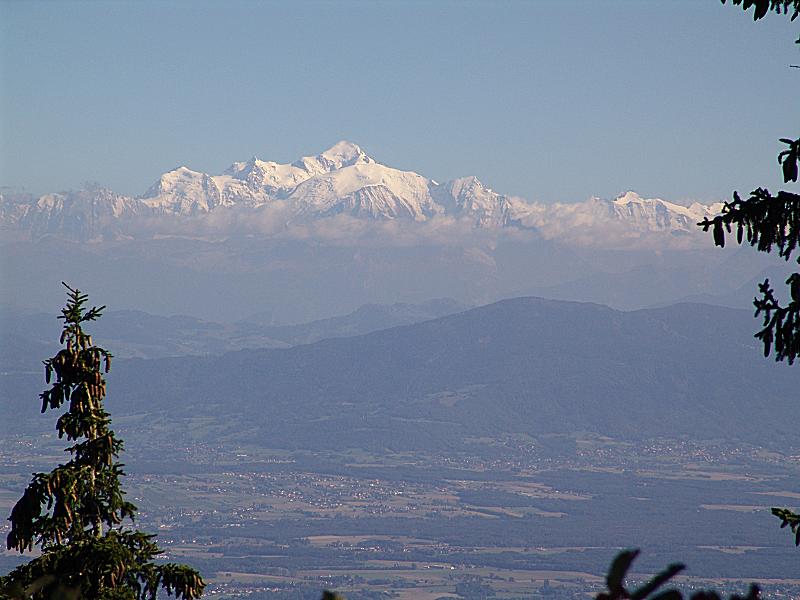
0;298;469;368
3;297;795;451
1;142;765;326
0;141;723;243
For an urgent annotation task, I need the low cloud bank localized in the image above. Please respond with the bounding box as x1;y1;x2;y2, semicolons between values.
125;196;721;251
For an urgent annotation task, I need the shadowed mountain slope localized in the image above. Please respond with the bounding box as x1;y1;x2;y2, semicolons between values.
0;298;469;369
76;297;800;452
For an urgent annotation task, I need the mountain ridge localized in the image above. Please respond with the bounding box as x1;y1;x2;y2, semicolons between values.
77;297;800;450
0;297;471;366
0;142;724;243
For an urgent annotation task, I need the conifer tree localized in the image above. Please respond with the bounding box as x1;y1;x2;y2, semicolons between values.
698;1;800;364
596;2;798;593
698;137;800;364
0;284;204;600
721;0;799;25
699;0;800;554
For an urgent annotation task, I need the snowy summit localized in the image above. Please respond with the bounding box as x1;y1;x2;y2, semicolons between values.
0;142;724;243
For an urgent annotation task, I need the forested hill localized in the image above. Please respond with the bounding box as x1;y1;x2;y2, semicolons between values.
4;297;797;451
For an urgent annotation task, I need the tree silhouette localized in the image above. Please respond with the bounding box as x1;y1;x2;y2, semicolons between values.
697;3;800;365
0;284;204;600
595;550;760;600
697;140;800;364
698;0;800;544
699;0;800;563
721;0;799;23
595;3;798;594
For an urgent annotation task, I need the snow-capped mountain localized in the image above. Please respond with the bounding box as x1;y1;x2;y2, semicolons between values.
1;186;146;241
515;191;723;241
141;167;230;215
0;142;724;244
606;191;721;231
434;177;524;228
289;161;441;220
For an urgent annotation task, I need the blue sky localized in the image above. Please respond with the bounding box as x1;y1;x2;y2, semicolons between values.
1;0;797;203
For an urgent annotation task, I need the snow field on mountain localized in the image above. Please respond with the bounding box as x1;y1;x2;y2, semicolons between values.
0;141;727;248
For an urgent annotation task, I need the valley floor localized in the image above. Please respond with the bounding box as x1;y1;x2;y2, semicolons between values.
3;430;800;599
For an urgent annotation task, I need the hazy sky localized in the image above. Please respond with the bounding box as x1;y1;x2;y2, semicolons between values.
1;0;798;203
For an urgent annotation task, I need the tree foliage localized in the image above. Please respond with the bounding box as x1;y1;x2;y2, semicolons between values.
721;0;799;22
597;6;798;598
596;550;760;600
697;174;800;364
0;284;205;600
697;16;800;365
693;0;800;568
721;0;800;44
